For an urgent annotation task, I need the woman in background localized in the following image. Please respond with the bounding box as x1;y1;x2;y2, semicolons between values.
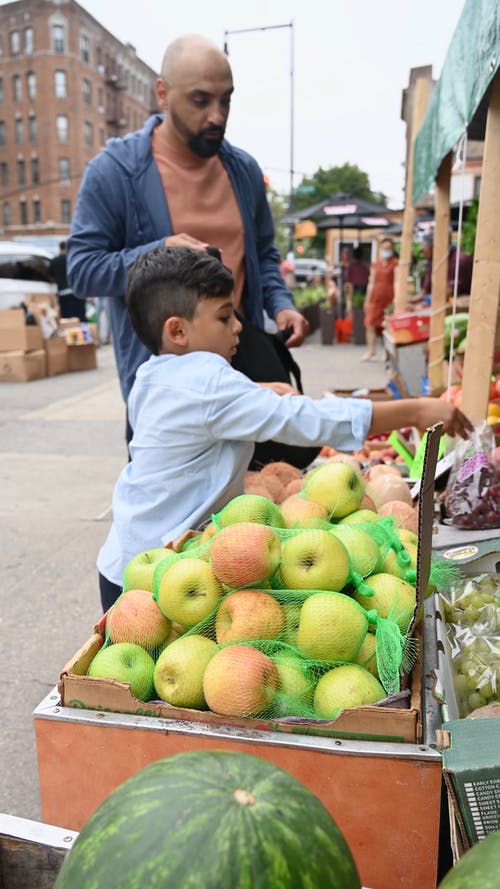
362;237;398;361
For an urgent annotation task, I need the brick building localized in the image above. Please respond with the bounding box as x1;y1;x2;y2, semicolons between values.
0;0;159;238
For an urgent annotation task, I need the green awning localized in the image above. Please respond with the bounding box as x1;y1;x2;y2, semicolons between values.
412;0;500;202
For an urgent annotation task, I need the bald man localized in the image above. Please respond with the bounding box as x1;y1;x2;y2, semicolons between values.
68;35;308;451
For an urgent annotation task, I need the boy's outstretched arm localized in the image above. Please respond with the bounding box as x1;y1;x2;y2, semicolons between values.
370;397;474;439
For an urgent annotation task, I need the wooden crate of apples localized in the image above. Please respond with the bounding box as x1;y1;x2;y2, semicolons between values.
85;455;437;724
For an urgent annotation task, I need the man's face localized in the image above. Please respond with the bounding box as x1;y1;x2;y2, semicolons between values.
158;66;234;158
182;296;241;362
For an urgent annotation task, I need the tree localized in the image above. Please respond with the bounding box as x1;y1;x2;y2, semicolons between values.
267;188;291;258
293;163;387;212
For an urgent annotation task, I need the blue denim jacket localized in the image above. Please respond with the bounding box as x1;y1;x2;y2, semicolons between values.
68;115;295;400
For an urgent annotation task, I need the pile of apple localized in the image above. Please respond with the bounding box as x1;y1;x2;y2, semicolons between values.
87;461;425;722
440;574;500;717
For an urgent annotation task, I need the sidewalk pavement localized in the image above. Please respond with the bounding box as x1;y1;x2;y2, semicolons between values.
0;333;387;823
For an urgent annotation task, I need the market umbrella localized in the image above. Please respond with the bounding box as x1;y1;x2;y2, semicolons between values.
280;192;391;225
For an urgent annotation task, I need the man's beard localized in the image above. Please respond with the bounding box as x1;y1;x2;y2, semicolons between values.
170;108;224;158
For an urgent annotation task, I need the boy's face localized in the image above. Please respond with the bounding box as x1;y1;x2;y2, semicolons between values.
176;296;242;362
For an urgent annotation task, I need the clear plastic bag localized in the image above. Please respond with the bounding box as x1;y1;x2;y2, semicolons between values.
440;574;500;717
444;421;500;529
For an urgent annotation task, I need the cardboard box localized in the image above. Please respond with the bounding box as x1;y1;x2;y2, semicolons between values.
386;311;431;344
67;342;96;372
438;718;500;849
0;309;43;352
45;334;69;377
24;291;59;313
0;349;46;382
58;317;81;331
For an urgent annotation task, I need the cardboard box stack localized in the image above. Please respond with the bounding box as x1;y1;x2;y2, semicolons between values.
0;308;46;382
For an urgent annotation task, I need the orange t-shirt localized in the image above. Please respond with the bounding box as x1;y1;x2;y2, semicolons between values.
152;129;246;312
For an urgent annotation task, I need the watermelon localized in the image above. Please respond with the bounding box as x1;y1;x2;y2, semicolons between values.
438;828;500;887
54;750;360;889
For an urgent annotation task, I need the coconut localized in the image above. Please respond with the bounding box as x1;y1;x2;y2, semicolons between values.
260;461;301;487
249;471;285;504
378;501;419;535
283;477;305;498
369;473;413;506
330;453;363;477
365;463;402;482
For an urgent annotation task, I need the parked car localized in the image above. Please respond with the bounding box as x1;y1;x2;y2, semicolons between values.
293;258;328;286
0;240;57;310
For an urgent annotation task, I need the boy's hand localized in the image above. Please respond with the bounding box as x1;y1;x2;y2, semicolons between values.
416;398;473;439
259;382;301;396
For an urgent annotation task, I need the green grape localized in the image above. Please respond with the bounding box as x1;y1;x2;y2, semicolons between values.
453;673;468;694
468;691;485;711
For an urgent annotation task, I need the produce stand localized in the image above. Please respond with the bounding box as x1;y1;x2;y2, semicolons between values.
34;600;442;889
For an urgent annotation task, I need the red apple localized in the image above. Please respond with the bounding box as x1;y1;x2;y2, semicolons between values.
209;522;281;587
203;644;279;717
106;588;171;651
215;590;285;644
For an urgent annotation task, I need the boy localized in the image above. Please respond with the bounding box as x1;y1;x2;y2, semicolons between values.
98;247;472;611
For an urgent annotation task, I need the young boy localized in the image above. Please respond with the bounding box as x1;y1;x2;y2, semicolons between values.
97;247;472;611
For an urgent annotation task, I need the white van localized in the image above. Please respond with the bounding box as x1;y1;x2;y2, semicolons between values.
0;241;57;310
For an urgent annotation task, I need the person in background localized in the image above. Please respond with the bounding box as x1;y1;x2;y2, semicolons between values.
344;245;370;298
48;241;86;322
97;246;472;611
67;34;307;454
362;237;398;361
421;231;473;299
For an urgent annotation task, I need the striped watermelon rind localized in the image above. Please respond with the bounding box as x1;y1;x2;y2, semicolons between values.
438;828;500;888
54;750;360;889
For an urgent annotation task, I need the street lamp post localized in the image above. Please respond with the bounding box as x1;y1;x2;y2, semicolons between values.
223;21;295;254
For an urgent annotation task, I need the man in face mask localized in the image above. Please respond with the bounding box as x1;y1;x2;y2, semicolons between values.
362;238;399;361
68;34;308;449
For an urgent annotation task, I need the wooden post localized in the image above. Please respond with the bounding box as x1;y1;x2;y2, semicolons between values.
394;77;432;312
461;71;500;421
427;153;452;394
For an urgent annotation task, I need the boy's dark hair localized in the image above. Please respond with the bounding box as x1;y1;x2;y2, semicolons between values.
126;247;234;354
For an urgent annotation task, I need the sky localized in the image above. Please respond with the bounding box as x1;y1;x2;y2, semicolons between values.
5;0;468;208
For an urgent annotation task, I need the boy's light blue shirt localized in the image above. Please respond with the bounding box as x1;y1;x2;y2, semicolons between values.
98;351;373;586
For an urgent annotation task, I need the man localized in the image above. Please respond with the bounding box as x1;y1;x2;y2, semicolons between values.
421;232;473;298
48;241;86;322
68;35;307;448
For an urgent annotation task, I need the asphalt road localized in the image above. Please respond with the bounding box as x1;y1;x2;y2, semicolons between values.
0;333;386;823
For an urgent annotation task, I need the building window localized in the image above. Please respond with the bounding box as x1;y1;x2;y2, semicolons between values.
12;74;22;102
61;198;71;224
58;156;70;182
84;120;93;147
29;116;37;144
82;78;92;105
0;121;5;146
19;200;28;225
0;78;3;103
52;24;65;54
99;126;105;146
17;160;26;185
0;162;8;186
27;71;36;100
3;203;11;226
80;33;90;64
54;70;67;99
56;114;69;143
33;199;41;223
24;27;34;55
15;119;24;145
96;45;102;67
10;31;21;56
31;157;39;183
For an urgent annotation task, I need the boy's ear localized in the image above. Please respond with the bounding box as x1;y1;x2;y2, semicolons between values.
163;316;188;347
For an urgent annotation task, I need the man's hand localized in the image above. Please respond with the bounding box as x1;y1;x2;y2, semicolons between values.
164;234;208;250
415;398;474;440
259;381;300;396
275;308;309;347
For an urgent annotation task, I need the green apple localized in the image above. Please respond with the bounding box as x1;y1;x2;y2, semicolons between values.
330;525;382;578
353;632;379;679
106;588;171;651
314;664;385;718
353;572;416;632
280;494;329;529
217;493;285;528
153;634;217;709
215;589;285;644
87;642;155;701
279;529;350;592
398;528;419;547
156;557;222;628
210;522;281;588
380;547;406;579
122;547;173;592
297;591;368;661
274;652;314;716
303;462;364;519
337;509;380;525
203;644;280;717
282;601;302;647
